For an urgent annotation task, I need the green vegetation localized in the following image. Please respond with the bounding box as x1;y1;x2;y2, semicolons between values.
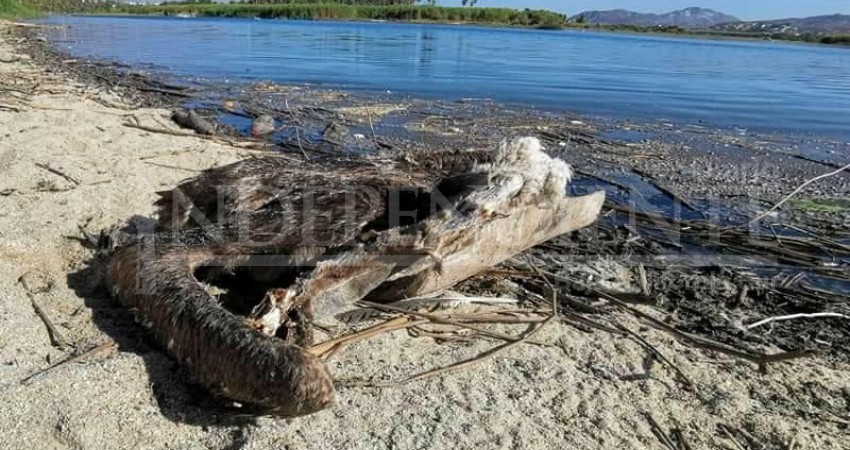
789;198;850;214
5;0;847;46
1;0;110;18
105;3;568;28
0;0;37;19
820;35;850;45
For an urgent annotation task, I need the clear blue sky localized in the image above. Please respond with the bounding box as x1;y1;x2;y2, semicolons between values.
444;1;849;21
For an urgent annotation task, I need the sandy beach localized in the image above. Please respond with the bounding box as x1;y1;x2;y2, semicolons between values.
1;22;849;450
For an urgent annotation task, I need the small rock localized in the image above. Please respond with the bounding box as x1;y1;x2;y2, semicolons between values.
251;115;275;137
171;109;216;135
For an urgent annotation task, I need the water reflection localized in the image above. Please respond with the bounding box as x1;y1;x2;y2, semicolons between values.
41;15;850;139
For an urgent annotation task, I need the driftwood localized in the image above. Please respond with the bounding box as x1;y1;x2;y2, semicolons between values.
301;189;604;318
108;137;604;417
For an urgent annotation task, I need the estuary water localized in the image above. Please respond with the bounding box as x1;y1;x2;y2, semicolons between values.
41;15;850;139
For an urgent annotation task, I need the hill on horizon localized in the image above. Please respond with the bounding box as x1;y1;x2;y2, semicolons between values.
711;14;850;35
570;7;740;28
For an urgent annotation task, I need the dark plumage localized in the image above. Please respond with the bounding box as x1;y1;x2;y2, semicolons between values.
109;154;471;416
108;138;601;417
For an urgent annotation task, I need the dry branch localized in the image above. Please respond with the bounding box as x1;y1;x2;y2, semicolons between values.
21;341;117;385
34;162;81;185
308;316;425;359
747;161;850;226
122;121;269;150
746;313;848;330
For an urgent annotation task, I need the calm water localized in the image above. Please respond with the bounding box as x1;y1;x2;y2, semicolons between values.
42;15;850;138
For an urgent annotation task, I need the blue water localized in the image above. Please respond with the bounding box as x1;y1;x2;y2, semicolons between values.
41;15;850;139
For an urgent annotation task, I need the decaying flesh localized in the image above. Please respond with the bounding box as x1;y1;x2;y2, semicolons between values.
107;137;604;417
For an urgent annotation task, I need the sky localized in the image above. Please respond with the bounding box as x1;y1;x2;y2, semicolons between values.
444;1;850;21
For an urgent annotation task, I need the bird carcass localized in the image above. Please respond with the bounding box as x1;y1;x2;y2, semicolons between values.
108;137;605;417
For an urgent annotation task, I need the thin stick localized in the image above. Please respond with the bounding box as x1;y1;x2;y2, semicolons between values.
409;327;479;343
19;276;68;349
623;326;694;389
308;317;425;359
28;295;68;349
442;314;548;324
746;313;848;330
644;413;678;450
349;315;555;388
366;106;379;149
609;295;818;370
747;161;850;226
284;99;310;160
718;424;747;450
357;301;524;344
347;274;560;388
143;161;201;173
294;127;309;159
34;162;80;186
122;122;266;150
21;341;117;385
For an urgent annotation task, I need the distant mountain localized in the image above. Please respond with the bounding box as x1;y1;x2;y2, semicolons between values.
571;7;740;28
711;14;850;35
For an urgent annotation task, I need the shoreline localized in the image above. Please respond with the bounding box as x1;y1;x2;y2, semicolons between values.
72;8;850;48
25;19;850;216
2;21;850;450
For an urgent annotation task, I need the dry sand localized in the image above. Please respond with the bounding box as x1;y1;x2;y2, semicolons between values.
1;24;848;450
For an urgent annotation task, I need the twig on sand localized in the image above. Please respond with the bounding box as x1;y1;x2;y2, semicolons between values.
34;162;80;186
551;273;819;371
747;161;850;226
745;313;848;330
346;311;555;388
644;413;679;450
717;424;748;450
122;122;268;150
356;300;534;345
142;161;201;173
27;295;69;349
623;326;694;389
0;103;23;112
608;293;819;371
308;317;426;360
19;276;68;349
346;268;560;388
670;420;694;450
20;341;117;385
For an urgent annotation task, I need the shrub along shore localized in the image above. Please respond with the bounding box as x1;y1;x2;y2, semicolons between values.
0;0;37;19
2;1;848;46
105;3;569;28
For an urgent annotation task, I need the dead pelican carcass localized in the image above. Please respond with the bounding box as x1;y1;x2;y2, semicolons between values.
108;137;604;417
